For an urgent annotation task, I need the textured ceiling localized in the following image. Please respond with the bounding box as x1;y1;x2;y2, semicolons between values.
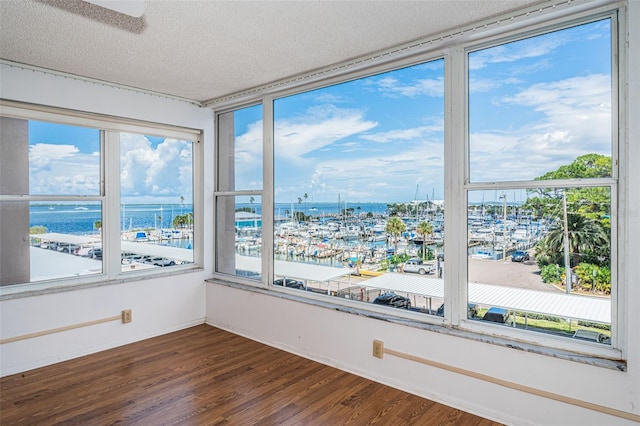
1;0;546;103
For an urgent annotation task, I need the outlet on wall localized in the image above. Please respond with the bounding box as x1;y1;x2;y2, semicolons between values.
373;340;384;358
122;309;132;323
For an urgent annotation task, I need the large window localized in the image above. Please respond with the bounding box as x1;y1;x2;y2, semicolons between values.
466;18;614;345
272;60;445;310
213;10;622;355
0;104;200;290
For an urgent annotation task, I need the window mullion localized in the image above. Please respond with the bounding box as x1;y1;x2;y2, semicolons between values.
445;47;466;327
104;130;121;278
263;99;274;287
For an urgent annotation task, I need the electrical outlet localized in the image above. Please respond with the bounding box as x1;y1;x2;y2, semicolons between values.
122;309;132;323
373;340;384;358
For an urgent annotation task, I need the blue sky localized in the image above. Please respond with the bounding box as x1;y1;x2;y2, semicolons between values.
235;18;612;204
27;19;611;206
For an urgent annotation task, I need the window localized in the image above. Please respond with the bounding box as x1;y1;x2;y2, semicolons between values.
213;9;623;356
0;103;200;290
0;118;103;284
271;60;445;310
215;105;263;281
120;132;194;272
466;19;614;345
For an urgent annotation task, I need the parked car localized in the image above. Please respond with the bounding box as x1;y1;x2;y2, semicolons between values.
403;258;435;275
511;250;530;262
273;278;304;289
373;293;411;309
482;307;508;323
75;246;93;257
145;257;176;267
57;244;80;254
122;253;145;263
88;248;102;259
436;303;479;318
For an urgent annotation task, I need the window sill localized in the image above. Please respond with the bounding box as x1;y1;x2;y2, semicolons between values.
0;266;205;301
206;278;626;372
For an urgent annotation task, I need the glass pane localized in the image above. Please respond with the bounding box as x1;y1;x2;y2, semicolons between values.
467;186;611;344
120;133;194;272
273;59;445;312
217;105;263;191
216;194;262;281
468;19;612;182
0;118;101;196
1;201;103;285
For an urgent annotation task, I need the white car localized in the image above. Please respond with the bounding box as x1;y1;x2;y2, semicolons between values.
403;258;435;275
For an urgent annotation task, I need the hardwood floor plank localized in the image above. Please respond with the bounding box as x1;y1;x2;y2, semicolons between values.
0;325;502;425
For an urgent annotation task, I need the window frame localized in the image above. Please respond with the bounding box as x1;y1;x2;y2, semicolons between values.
459;11;621;357
0;100;203;296
210;5;626;360
213;102;268;287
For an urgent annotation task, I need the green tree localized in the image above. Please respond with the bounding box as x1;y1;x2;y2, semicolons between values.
172;214;186;228
524;154;611;222
385;217;406;254
30;226;47;234
543;213;609;268
416;221;433;260
94;220;102;231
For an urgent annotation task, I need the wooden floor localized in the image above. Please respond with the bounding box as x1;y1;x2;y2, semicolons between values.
1;325;501;425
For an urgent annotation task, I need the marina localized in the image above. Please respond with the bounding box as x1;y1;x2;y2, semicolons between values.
26;199;612;342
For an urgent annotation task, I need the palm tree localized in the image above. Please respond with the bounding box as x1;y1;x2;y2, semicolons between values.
416;221;433;260
543;213;609;267
385;217;406;255
304;193;308;215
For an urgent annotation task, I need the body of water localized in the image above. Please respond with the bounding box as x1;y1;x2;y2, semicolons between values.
30;203;194;235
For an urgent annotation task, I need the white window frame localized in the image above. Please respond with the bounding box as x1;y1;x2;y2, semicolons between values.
458;10;622;359
0;100;203;296
211;3;627;361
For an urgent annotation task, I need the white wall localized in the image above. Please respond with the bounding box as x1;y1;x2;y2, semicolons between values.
0;65;214;376
205;2;640;425
1;1;638;423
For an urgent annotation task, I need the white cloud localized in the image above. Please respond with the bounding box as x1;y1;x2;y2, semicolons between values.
469;33;568;70
120;133;192;200
375;76;444;98
29;143;100;195
296;139;444;202
273;105;378;161
360;126;437;143
470;74;612;181
29;143;78;168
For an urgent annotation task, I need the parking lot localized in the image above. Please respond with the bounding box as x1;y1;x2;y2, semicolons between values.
468;257;557;292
